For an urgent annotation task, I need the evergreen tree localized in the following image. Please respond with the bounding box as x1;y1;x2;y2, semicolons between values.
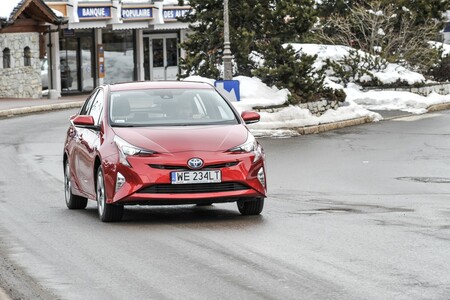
253;44;324;104
178;0;224;79
316;0;365;17
178;0;316;78
382;0;449;25
178;0;332;104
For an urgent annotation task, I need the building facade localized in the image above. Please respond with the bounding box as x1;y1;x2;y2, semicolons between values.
44;0;190;95
0;0;61;98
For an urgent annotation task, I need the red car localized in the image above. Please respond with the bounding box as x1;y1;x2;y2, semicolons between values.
63;81;266;222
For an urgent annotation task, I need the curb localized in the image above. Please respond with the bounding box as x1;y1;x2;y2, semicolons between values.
283;116;373;135
427;102;450;113
0;101;84;118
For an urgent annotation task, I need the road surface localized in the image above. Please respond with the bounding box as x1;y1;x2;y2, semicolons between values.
0;110;449;299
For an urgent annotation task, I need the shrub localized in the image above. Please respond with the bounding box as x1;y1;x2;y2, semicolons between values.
253;44;345;104
324;49;384;87
429;55;450;82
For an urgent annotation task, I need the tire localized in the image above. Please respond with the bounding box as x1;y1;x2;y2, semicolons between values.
64;161;88;209
96;166;123;222
237;198;264;215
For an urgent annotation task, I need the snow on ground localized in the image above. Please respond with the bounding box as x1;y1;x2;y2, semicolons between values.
186;75;381;137
345;83;450;114
187;43;450;137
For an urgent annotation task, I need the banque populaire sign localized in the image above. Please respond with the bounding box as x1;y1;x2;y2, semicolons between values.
121;7;153;20
78;6;112;19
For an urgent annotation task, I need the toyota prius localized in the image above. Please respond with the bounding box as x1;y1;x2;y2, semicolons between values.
63;81;266;222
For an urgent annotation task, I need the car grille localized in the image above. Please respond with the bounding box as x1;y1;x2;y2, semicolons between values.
137;182;249;194
149;161;239;171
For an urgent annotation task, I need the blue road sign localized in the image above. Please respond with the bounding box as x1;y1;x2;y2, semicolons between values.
214;80;240;102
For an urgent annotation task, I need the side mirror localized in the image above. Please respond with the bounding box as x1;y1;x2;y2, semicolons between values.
72;115;99;130
241;111;260;124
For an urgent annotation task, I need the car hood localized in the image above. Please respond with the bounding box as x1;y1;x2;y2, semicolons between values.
112;125;249;153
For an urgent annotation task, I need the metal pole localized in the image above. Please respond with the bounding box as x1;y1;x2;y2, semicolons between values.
223;0;232;80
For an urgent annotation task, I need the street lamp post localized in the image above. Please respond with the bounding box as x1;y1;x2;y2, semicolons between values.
223;0;233;80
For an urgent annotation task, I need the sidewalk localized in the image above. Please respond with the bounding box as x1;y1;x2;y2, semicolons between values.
0;94;86;118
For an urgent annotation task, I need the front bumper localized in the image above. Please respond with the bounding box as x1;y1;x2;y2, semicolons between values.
103;151;266;205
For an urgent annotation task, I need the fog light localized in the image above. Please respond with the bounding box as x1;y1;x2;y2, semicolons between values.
257;167;266;188
115;172;126;192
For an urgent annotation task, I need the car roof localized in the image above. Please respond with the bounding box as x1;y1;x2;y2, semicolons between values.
108;81;215;92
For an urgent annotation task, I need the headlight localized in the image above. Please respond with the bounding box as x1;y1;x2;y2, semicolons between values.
228;134;263;163
114;136;155;167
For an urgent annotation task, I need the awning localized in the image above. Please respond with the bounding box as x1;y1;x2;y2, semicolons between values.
112;21;150;30
153;22;189;31
69;21;107;29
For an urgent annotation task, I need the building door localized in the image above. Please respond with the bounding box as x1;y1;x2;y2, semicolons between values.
60;30;95;92
143;34;178;81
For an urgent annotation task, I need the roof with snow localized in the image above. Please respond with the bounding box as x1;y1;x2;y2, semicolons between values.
0;0;23;21
0;0;61;25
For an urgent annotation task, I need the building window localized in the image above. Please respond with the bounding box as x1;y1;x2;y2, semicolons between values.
102;30;135;84
3;48;11;68
24;47;31;66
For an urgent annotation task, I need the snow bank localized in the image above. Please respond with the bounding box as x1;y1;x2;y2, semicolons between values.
184;43;450;137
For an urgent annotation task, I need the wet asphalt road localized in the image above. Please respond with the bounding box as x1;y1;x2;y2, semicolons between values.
0;110;449;299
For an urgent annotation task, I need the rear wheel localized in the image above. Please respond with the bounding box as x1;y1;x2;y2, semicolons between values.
237;198;264;215
64;161;88;209
96;166;123;222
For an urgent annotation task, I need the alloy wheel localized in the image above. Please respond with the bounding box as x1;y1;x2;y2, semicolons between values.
97;170;105;217
64;162;71;206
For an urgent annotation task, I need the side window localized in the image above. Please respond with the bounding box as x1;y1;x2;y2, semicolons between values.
166;38;178;67
24;47;31;66
3;48;11;68
88;89;104;125
79;90;99;115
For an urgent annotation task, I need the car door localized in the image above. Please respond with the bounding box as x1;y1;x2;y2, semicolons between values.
68;90;97;194
76;88;104;197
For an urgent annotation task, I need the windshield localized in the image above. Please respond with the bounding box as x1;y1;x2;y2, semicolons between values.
109;88;239;127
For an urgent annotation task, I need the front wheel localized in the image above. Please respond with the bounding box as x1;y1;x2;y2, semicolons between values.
96;166;123;222
64;161;87;209
237;198;264;215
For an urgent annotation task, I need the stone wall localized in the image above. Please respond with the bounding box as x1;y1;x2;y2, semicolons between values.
255;99;341;116
298;99;341;116
364;83;450;97
0;32;42;98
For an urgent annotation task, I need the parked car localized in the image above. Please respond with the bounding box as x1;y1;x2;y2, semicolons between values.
41;57;73;89
63;81;267;222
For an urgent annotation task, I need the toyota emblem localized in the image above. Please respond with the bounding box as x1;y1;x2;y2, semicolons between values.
187;158;204;170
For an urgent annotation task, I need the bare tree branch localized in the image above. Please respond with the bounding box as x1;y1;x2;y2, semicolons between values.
314;0;441;73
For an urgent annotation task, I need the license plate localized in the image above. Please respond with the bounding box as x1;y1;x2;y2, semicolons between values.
171;170;221;184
